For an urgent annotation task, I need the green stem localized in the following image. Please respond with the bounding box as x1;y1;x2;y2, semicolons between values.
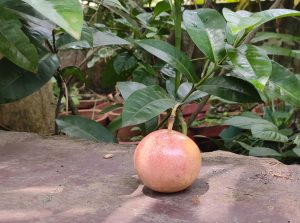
174;0;182;95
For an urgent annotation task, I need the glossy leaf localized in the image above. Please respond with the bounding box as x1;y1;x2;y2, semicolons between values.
154;1;171;17
227;44;272;90
136;39;198;82
23;0;83;39
268;61;300;106
177;82;207;103
122;85;177;126
184;9;226;63
0;7;38;72
198;76;262;103
56;116;116;143
116;81;146;100
0;54;59;104
251;124;288;143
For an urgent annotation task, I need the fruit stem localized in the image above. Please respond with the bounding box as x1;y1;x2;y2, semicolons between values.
168;103;181;131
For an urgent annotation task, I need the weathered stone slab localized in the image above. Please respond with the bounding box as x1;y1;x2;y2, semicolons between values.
0;131;299;223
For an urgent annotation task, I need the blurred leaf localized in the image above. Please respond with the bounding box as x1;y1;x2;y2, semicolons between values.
113;52;137;74
268;61;300;106
237;141;281;157
224;116;273;130
56;116;116;142
154;1;171;17
93;31;129;47
0;54;59;104
293;147;300;156
61;66;86;83
184;9;226;63
132;65;157;86
251;124;288;143
122;85;177;126
0;7;38;72
23;0;83;39
198;76;262;103
116;81;146;100
260;46;300;59
99;104;123;115
177;82;207;103
227;44;272;90
136;39;199;82
107;116;122;133
251;32;300;44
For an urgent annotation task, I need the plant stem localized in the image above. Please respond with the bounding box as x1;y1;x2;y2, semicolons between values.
174;0;182;95
168;103;181;130
187;95;210;127
178;111;187;135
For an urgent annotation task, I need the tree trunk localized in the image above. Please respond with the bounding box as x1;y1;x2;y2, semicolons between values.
0;81;55;135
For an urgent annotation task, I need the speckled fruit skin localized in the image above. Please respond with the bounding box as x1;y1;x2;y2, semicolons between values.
134;129;202;193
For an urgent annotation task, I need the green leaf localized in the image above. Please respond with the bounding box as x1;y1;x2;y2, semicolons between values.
0;7;38;72
251;32;300;44
237;141;281;157
61;66;86;83
93;31;129;47
0;54;59;104
132;65;157;86
251;124;288;143
107;116;122;133
116;81;146;100
184;9;226;63
99;104;123;115
177;82;207;103
23;0;83;39
122;85;177;127
113;52;137;74
136;39;198;82
198;76;262;103
268;61;300;106
102;0;128;13
293;147;300;156
56;25;93;50
260;46;300;59
227;44;272;90
224;116;273;130
56;116;116;143
224;8;300;34
154;1;171;17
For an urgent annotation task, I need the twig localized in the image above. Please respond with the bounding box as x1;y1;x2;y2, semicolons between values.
187;95;210;127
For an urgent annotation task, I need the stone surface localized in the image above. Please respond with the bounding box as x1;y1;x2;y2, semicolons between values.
0;131;299;223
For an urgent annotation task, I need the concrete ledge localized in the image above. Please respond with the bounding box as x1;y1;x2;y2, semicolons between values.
0;131;299;223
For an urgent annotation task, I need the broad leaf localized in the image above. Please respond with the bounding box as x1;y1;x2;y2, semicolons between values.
198;76;262;103
132;65;157;86
113;52;137;74
0;7;38;72
93;31;129;47
177;82;207;103
251;124;288;143
251;32;300;44
268;61;300;106
238;141;281;157
260;46;300;59
154;1;171;17
184;9;226;63
56;116;115;143
0;54;59;104
225;8;300;34
122;85;177;126
116;81;146;100
227;44;272;90
293;147;300;156
56;25;93;50
224;116;273;130
23;0;83;39
136;39;198;82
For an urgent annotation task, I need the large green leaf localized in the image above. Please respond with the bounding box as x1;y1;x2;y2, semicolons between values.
237;141;281;157
116;81;146;101
293;147;300;156
0;54;59;104
113;52;137;74
224;116;273;130
224;8;300;34
22;0;83;39
56;116;116;143
227;44;272;90
268;61;300;106
198;76;262;103
0;7;38;72
251;32;300;44
260;46;300;59
251;124;288;143
136;39;198;82
122;85;177;126
183;9;226;63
